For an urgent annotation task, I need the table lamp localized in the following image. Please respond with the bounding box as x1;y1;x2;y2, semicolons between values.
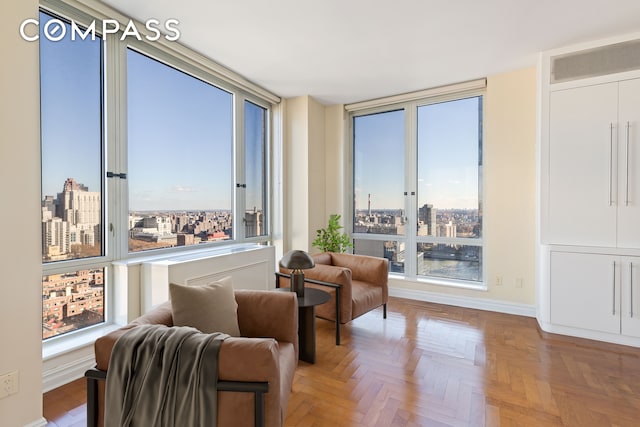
279;250;315;297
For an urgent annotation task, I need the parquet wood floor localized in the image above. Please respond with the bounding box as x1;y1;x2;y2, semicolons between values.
44;296;640;426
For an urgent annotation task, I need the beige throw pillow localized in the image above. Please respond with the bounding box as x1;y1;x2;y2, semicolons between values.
169;276;241;337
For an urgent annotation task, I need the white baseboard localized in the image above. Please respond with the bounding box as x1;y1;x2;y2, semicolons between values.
42;354;95;393
389;286;537;318
24;417;47;427
537;320;640;348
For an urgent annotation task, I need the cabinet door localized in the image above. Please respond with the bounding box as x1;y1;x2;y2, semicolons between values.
621;256;640;338
548;83;618;246
550;252;620;334
617;79;640;248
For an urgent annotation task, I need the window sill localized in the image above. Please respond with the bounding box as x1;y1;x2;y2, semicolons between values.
116;242;267;267
389;273;487;291
43;323;122;361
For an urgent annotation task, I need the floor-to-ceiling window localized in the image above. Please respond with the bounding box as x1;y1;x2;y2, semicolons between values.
39;10;107;339
351;87;484;286
127;49;234;252
243;101;269;239
38;3;273;341
353;109;407;273
416;97;483;282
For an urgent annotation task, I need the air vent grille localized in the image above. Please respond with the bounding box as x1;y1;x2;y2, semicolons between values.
551;39;640;83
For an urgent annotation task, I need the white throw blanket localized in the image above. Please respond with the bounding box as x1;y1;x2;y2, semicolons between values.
105;324;228;427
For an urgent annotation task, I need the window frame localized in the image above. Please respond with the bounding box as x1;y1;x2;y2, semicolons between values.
349;88;485;287
122;41;272;255
39;6;113;342
39;0;275;348
241;99;271;240
124;44;236;253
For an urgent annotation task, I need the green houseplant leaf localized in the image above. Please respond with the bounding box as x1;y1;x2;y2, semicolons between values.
312;214;353;253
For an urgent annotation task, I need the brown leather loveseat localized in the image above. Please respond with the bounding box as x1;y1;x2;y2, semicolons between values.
87;290;298;427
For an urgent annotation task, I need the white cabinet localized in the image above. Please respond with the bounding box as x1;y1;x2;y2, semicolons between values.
550;251;640;338
540;38;640;347
551;252;619;334
546;78;640;248
616;79;640;248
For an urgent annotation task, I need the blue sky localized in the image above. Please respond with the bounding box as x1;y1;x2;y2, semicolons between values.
354;109;405;212
417;96;481;210
127;49;233;211
354;97;481;211
40;12;102;198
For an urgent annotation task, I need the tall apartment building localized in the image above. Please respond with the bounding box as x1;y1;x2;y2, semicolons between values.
42;217;69;259
437;221;457;238
142;216;172;235
418;203;437;236
42;178;101;259
245;208;263;237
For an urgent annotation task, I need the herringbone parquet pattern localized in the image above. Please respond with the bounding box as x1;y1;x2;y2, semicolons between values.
44;296;640;426
285;297;640;427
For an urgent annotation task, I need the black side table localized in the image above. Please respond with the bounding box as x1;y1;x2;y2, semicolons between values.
276;287;330;363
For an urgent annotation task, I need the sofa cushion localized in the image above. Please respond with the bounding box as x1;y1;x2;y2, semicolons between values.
169;277;241;337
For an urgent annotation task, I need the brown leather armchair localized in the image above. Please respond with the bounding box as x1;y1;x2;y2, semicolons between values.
278;252;389;345
86;290;298;427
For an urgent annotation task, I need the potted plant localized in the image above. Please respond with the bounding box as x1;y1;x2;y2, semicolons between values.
312;214;353;253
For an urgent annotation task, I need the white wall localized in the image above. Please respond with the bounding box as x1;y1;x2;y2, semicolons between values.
324;105;347;229
307;98;326;250
282;95;327;253
0;1;46;426
283;96;309;251
484;67;537;305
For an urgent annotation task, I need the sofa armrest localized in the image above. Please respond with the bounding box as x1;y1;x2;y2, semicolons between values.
301;264;353;304
217;337;284;427
235;290;298;355
218;337;279;382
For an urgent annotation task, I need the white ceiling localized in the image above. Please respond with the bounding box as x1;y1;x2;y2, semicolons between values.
101;0;640;105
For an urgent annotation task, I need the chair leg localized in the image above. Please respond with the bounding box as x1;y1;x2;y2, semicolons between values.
254;389;265;427
86;375;98;427
383;303;387;319
335;288;341;345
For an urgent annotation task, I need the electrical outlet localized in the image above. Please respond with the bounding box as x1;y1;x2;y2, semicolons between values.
516;277;524;288
495;275;503;286
0;371;18;399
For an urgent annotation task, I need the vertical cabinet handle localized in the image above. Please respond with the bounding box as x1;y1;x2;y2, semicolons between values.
609;123;615;206
612;261;616;315
631;262;635;318
626;122;631;206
